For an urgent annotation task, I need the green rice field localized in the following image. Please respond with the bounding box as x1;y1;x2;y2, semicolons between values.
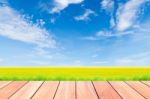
0;67;150;80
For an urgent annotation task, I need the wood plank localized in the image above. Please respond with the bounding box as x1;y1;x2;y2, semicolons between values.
142;81;150;87
93;81;121;99
0;81;11;89
10;81;43;99
77;81;98;99
0;81;149;99
126;81;150;99
109;81;144;99
32;81;59;99
54;81;75;99
0;81;27;99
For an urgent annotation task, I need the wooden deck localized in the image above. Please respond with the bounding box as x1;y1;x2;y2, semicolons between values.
0;81;150;99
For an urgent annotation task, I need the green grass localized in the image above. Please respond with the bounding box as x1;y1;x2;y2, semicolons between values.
0;67;150;80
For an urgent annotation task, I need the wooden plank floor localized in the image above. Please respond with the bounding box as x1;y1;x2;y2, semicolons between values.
0;81;149;99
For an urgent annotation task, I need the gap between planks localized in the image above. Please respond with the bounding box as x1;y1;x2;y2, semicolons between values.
0;81;150;99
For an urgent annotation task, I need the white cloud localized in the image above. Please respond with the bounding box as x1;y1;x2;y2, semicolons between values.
0;6;56;48
84;0;148;41
81;30;133;41
101;0;114;11
30;60;50;65
96;31;112;37
80;36;98;41
101;0;115;28
36;19;45;26
85;24;150;65
34;47;48;56
116;0;146;31
110;20;150;66
92;54;98;58
93;61;108;64
0;58;3;62
101;0;148;31
115;52;150;66
97;30;133;37
101;0;116;28
50;0;83;13
74;9;96;21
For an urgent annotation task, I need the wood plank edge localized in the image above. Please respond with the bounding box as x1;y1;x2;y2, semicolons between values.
124;81;146;99
30;81;45;98
8;81;29;98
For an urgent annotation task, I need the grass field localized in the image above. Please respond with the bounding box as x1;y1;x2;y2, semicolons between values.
0;67;150;80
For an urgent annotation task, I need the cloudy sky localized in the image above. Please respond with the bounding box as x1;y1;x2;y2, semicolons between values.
0;0;150;66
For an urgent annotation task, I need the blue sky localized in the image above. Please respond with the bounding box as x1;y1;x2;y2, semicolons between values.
0;0;150;66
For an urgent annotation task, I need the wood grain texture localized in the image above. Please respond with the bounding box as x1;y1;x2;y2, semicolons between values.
54;81;75;99
109;81;144;99
76;81;98;99
0;81;11;89
0;81;149;99
0;81;27;99
142;81;150;87
32;81;59;99
93;81;121;99
126;81;150;99
10;81;43;99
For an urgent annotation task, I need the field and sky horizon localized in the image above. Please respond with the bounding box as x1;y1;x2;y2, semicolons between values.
0;0;150;80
